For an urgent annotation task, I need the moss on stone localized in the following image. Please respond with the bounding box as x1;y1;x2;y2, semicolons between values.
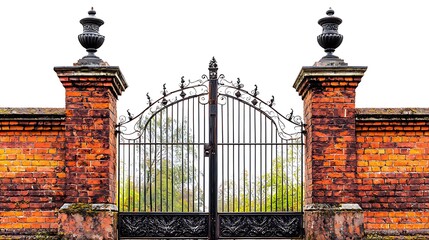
365;234;429;240
60;203;97;217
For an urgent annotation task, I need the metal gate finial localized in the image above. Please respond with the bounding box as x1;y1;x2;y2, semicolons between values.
76;7;106;65
208;57;218;79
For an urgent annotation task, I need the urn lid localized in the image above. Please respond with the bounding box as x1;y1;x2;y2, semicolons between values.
318;8;342;26
80;7;104;29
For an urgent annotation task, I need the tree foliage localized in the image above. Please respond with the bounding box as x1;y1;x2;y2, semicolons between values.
219;148;303;213
119;114;204;212
119;112;303;213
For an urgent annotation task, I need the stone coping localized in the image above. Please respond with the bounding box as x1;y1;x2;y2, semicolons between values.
356;108;429;121
294;66;367;86
54;65;128;96
293;66;367;97
0;108;65;120
304;203;362;212
60;203;118;212
366;229;429;237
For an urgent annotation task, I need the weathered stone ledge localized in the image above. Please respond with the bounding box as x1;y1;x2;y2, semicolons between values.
0;108;65;120
356;108;429;121
59;203;118;212
304;203;363;211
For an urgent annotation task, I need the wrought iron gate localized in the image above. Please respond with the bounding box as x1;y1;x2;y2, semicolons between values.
116;58;304;239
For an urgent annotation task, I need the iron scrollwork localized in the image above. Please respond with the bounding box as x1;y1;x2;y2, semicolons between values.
116;75;209;140
217;75;304;140
118;214;209;238
117;60;304;141
219;214;302;238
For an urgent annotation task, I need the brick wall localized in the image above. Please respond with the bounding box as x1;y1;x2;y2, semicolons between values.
356;108;429;236
295;66;429;238
0;66;126;238
0;108;66;236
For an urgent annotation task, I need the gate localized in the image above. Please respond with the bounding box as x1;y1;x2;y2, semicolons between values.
116;58;304;239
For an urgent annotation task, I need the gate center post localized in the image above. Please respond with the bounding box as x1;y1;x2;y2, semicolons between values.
208;57;219;240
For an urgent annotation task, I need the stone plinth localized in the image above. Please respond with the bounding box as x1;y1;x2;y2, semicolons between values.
58;203;118;239
304;203;364;240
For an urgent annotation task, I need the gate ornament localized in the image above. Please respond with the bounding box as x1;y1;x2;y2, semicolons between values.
316;8;347;66
119;214;209;238
161;84;168;105
218;214;301;238
146;93;152;106
268;95;275;107
234;78;243;97
180;76;187;98
208;57;218;79
76;7;106;66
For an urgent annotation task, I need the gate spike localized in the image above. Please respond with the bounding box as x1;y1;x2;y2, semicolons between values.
162;83;167;96
236;78;243;89
268;95;275;107
146;93;152;105
288;108;294;121
127;109;133;120
251;84;259;97
180;76;185;89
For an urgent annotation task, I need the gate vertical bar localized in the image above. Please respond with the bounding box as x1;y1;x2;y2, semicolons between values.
208;57;218;240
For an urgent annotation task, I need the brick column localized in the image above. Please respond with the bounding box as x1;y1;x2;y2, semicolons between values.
55;66;127;239
294;66;367;239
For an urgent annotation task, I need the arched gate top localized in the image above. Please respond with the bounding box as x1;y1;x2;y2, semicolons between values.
116;57;304;140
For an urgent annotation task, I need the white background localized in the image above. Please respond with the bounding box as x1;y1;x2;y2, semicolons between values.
0;0;427;118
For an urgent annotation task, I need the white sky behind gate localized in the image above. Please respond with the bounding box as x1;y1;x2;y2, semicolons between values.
0;0;428;118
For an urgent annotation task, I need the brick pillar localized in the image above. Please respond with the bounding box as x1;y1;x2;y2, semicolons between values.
55;66;127;239
294;66;367;239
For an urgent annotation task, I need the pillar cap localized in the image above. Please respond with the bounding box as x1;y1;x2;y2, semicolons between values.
293;66;367;98
54;65;128;99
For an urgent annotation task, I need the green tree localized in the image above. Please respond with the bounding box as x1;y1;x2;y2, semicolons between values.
119;112;204;212
219;145;303;212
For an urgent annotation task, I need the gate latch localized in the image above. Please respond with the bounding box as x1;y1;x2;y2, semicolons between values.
204;144;212;157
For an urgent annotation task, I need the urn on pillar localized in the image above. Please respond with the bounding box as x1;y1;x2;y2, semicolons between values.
315;8;347;66
76;7;107;65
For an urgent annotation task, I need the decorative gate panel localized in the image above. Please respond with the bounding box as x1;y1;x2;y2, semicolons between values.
117;58;304;239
